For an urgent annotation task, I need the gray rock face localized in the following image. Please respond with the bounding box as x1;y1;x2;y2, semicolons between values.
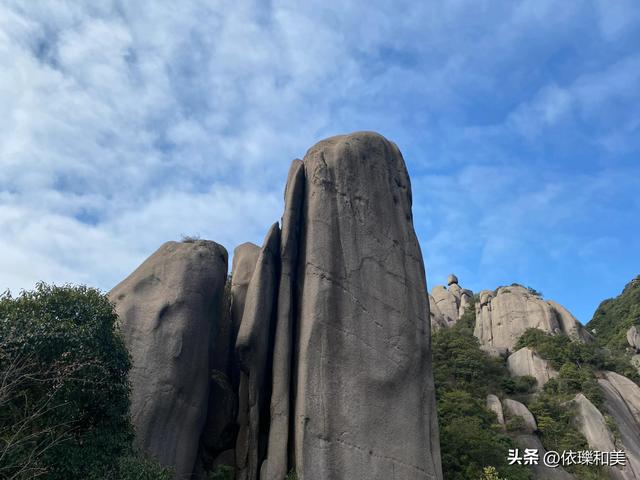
235;224;280;480
288;132;442;480
474;285;590;352
573;393;616;452
486;394;505;426
598;372;640;479
503;398;537;433
429;294;448;331
432;285;459;327
229;243;261;387
628;326;640;351
109;240;228;479
261;159;305;480
506;347;558;390
430;275;473;327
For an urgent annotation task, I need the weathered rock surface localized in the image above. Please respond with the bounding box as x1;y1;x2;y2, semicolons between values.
432;285;459;327
288;132;442;479
430;275;473;327
229;243;261;387
429;294;448;331
628;326;640;351
573;393;616;452
235;224;280;480
598;371;640;479
110;240;228;479
506;347;558;389
486;394;505;426
261;159;305;480
474;285;590;352
503;398;537;433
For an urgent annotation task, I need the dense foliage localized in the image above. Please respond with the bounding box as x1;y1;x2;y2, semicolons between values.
432;307;533;480
515;327;614;478
587;276;640;352
0;284;170;480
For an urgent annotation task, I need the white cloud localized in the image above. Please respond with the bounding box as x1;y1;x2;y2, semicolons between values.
0;0;639;323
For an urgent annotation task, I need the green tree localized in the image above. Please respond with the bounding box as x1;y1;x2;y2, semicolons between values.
0;284;170;479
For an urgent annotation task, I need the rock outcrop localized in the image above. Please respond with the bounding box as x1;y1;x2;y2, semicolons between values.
235;224;280;480
506;347;558;389
486;394;505;426
503;398;537;433
110;132;443;480
573;393;616;452
279;132;442;480
598;371;640;479
109;240;228;479
474;285;590;352
628;326;640;352
430;275;473;329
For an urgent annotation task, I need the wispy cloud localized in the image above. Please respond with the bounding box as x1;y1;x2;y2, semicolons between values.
1;1;639;323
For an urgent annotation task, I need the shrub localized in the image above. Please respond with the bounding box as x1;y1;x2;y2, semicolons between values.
0;284;169;479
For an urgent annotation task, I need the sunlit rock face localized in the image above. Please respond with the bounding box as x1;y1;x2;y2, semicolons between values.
262;132;443;480
474;285;591;353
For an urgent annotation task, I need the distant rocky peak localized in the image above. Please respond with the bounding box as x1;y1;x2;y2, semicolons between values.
430;274;473;330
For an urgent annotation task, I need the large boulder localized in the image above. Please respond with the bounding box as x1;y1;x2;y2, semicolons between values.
268;132;442;479
573;393;616;452
429;294;448;331
503;398;537;433
109;240;228;479
486;394;505;426
474;285;589;352
598;372;640;479
506;347;558;390
628;326;640;351
430;275;473;327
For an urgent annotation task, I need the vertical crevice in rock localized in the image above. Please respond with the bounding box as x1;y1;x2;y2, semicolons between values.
235;224;281;480
261;159;305;480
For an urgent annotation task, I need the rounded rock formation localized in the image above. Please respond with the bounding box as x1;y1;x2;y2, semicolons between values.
109;240;228;479
506;347;558;390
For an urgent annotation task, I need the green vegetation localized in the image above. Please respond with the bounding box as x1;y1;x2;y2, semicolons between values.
209;464;234;480
0;284;171;480
587;275;640;352
516;327;638;385
433;306;532;480
514;327;616;478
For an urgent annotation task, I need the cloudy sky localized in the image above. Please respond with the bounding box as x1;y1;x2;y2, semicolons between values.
1;1;639;323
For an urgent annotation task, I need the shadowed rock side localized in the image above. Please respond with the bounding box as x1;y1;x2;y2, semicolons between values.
474;285;591;352
289;132;442;480
235;224;281;480
261;159;305;480
199;242;261;474
230;243;261;389
109;240;228;480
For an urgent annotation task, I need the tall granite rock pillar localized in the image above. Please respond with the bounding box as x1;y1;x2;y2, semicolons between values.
235;224;281;480
277;132;442;480
109;240;228;479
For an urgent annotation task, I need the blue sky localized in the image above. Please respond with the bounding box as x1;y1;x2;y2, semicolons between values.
1;1;639;323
